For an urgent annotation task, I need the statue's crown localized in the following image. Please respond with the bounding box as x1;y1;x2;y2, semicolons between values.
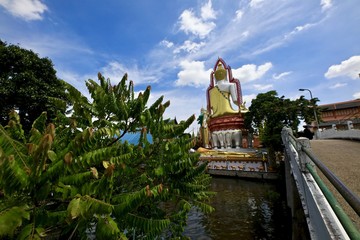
214;63;227;80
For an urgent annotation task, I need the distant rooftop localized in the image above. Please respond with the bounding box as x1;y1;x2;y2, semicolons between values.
319;99;360;111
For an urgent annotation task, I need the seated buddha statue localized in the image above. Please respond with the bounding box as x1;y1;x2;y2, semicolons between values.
208;63;242;118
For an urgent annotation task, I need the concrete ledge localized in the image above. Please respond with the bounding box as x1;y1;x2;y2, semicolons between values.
207;169;279;180
319;129;360;140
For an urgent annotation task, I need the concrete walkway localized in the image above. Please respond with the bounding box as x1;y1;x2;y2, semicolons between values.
310;139;360;230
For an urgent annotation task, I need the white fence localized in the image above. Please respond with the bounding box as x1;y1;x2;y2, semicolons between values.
318;120;360;140
319;129;360;140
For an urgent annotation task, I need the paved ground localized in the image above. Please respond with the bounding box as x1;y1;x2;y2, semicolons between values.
310;139;360;230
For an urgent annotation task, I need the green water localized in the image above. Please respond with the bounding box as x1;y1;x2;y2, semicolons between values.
184;177;291;239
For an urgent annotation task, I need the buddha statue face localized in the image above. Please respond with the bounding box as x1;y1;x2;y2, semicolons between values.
214;63;227;81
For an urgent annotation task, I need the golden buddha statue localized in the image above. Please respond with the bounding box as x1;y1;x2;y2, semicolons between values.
208;63;247;118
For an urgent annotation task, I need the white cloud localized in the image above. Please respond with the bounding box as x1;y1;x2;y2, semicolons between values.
321;0;332;11
3;33;94;62
235;10;244;20
149;89;205;133
173;40;205;54
0;0;47;21
272;71;292;80
242;94;257;108
173;1;324;60
292;24;313;34
287;23;317;39
201;0;216;20
242;31;250;38
253;84;273;91
354;92;360;99
324;56;360;80
159;40;174;48
252;22;318;56
101;61;158;85
249;0;265;8
329;83;347;89
175;60;211;87
57;70;92;100
232;62;273;83
178;1;217;39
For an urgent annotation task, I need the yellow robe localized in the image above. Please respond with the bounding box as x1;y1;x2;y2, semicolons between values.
209;87;238;118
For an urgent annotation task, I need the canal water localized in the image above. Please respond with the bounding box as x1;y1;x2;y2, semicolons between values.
184;177;291;239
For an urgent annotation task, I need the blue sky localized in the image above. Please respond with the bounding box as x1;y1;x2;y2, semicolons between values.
1;0;360;132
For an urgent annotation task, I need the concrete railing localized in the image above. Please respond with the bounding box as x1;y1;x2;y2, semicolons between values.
319;128;360;140
282;127;360;240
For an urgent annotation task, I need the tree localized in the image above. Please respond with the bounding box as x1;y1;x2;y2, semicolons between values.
244;90;318;166
0;40;67;133
0;73;214;239
297;95;321;125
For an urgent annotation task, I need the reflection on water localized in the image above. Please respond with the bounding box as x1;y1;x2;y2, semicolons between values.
184;177;291;240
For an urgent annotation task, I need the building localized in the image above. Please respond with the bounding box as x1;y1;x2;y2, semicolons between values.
319;99;360;130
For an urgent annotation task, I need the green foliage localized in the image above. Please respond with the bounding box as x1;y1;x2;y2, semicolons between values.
297;95;321;124
0;40;68;133
244;90;319;164
0;72;213;239
0;205;30;237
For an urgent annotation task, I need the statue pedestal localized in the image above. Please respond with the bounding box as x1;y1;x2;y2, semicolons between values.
209;115;244;132
209;115;249;149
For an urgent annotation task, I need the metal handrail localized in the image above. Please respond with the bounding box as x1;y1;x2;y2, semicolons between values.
302;147;360;217
284;127;360;216
282;127;360;239
306;163;360;239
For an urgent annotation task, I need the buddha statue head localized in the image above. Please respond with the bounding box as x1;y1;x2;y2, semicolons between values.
214;63;227;81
